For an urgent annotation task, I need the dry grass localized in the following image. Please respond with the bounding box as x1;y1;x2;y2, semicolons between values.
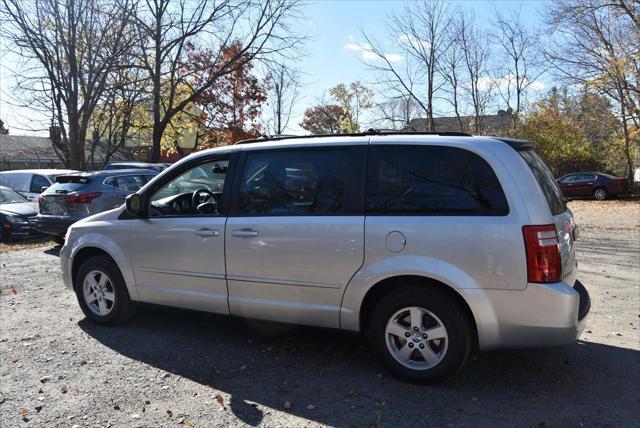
0;238;58;254
568;198;640;230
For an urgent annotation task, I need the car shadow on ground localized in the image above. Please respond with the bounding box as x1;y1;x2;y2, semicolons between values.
79;304;640;426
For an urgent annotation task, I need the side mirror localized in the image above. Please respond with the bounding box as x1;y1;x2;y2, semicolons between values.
125;193;143;216
40;186;49;192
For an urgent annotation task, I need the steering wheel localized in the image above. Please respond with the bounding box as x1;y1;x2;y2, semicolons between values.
191;188;215;213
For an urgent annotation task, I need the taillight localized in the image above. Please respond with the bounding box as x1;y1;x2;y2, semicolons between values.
617;179;626;185
37;195;44;204
523;225;562;283
66;192;102;204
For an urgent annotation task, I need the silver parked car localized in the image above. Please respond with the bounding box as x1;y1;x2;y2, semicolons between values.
0;169;79;201
59;132;590;383
35;169;157;239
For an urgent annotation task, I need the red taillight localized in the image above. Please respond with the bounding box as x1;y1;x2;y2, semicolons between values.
66;192;102;204
617;179;626;185
37;195;44;204
523;225;562;283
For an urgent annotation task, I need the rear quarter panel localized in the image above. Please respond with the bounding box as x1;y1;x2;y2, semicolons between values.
340;137;534;331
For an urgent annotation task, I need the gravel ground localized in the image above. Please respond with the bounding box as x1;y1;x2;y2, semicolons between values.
1;200;639;427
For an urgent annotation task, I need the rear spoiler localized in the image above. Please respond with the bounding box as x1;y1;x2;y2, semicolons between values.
491;137;536;151
55;175;91;184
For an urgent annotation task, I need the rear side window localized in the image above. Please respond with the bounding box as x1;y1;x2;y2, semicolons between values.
236;148;359;215
519;150;566;215
30;174;50;193
366;145;509;215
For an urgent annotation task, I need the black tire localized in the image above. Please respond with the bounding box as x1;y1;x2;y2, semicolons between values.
593;187;608;201
54;236;65;245
74;255;135;325
369;286;472;384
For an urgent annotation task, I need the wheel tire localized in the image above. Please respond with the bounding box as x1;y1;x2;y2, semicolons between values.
54;236;65;245
593;187;608;201
74;255;135;325
369;286;472;384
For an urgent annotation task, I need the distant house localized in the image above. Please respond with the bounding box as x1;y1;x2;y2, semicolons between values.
0;133;130;171
404;109;516;135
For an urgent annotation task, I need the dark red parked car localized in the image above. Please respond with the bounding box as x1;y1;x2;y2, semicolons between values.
557;172;627;200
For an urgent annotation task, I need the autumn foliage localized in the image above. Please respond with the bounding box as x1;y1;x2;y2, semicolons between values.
184;41;269;147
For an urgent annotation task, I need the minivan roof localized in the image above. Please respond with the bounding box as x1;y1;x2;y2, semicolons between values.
233;131;534;150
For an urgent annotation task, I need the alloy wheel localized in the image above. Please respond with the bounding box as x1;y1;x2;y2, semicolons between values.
82;270;116;316
384;306;448;370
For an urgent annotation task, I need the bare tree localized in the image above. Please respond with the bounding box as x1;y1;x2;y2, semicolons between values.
545;0;639;181
493;8;544;126
363;0;451;131
457;11;492;134
265;63;302;134
371;96;422;130
2;0;138;169
437;28;465;131
90;67;147;167
134;0;305;162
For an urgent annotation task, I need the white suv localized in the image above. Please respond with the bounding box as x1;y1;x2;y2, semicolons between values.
60;132;590;383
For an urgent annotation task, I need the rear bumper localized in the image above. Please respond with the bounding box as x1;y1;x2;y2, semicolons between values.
32;215;77;237
464;279;591;351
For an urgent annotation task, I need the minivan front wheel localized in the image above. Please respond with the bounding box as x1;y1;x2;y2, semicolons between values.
370;287;471;383
75;255;135;325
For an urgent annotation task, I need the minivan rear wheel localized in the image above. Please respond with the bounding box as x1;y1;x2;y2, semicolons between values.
369;287;471;383
74;255;135;325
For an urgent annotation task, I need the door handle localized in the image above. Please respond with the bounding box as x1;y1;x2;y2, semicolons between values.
231;228;259;237
195;228;220;237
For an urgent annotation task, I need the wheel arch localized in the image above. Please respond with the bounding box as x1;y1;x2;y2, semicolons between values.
71;247;118;290
357;275;479;352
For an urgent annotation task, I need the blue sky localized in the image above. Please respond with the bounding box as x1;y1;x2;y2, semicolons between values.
0;0;549;136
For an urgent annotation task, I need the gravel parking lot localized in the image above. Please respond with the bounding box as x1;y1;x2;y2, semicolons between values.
1;200;639;427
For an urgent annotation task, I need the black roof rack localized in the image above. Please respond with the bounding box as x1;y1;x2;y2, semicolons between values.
234;129;472;145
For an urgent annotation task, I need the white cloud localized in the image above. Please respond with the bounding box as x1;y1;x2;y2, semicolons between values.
343;35;403;63
397;34;430;50
384;53;403;63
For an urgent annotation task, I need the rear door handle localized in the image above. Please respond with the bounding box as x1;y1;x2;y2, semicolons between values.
231;228;259;237
195;228;220;237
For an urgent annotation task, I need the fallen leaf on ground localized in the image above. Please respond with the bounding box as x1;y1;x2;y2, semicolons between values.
215;394;224;407
11;287;17;294
60;384;69;393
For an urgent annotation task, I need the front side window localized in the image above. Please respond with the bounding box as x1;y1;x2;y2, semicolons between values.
30;175;50;193
149;159;228;217
236;149;356;216
366;145;509;215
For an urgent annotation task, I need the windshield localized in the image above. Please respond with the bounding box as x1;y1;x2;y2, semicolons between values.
0;187;28;204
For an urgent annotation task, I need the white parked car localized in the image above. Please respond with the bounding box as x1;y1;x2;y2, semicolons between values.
60;132;590;383
0;169;79;201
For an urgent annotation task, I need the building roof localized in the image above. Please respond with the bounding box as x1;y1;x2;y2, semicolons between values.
405;111;515;135
0;134;130;162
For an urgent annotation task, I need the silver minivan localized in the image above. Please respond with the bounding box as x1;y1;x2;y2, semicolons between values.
60;132;590;383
